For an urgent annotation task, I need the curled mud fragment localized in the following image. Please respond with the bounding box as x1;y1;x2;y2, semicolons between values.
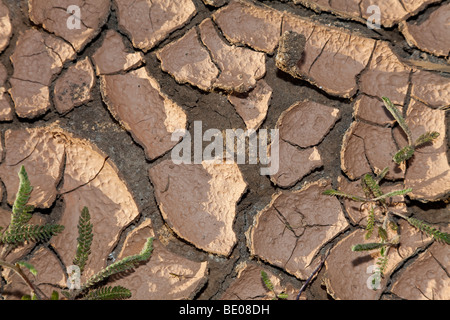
277;101;340;148
199;18;266;93
0;62;12;121
246;179;348;280
108;220;209;299
359;41;412;105
270;140;323;188
221;262;299;300
0;128;65;209
213;0;283;53
341;121;404;181
114;0;197;52
28;0;110;52
0;1;12;53
410;70;450;109
157;28;219;92
394;100;450;201
149;159;247;256
391;242;450;300
293;0;441;28
228;79;272;131
53;57;95;114
400;3;450;58
2;247;66;300
324;224;432;300
92;30;144;76
9;29;75;118
100;67;187;160
277;13;375;98
353;95;398;126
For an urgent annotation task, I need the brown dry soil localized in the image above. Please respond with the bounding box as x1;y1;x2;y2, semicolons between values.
0;0;449;300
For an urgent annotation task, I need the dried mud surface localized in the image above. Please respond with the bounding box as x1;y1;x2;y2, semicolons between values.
0;0;449;300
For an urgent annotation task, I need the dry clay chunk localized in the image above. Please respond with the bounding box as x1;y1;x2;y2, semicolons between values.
279;13;375;97
410;70;450;108
9;29;75;118
108;220;209;299
0;0;12;53
213;0;283;53
246;179;348;279
391;242;450;300
149;160;247;256
324;225;432;300
270;140;323;188
199;18;266;93
359;41;412;105
221;262;299;300
277;101;340;148
100;67;187;160
115;0;197;52
53;57;95;114
0;62;12;121
341;121;404;181
293;0;441;28
92;30;144;75
157;28;219;91
0;128;65;209
158;19;266;93
400;3;450;57
28;0;110;52
394;100;450;201
228;79;272;131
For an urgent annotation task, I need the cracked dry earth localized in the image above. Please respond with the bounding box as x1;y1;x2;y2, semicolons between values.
0;0;449;300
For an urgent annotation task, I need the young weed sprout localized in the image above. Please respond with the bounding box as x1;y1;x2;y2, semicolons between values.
324;96;449;289
0;166;153;300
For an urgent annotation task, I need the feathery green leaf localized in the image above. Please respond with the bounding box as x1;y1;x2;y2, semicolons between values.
382;97;412;145
351;242;388;252
261;270;274;292
82;237;153;290
370;188;412;202
414;131;440;148
393;145;415;164
83;286;132;300
73;207;93;274
323;189;367;202
365;207;375;240
0;224;65;245
407;217;450;244
9;166;34;232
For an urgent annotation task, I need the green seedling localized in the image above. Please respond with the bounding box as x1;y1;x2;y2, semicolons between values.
0;166;153;300
261;270;289;300
324;167;449;285
382;97;440;164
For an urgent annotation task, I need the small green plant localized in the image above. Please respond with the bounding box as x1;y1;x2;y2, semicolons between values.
0;166;65;299
382;97;440;165
260;270;289;300
324;168;449;286
0;166;153;300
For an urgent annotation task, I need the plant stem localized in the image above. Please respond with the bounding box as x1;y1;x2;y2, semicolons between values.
0;259;47;300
